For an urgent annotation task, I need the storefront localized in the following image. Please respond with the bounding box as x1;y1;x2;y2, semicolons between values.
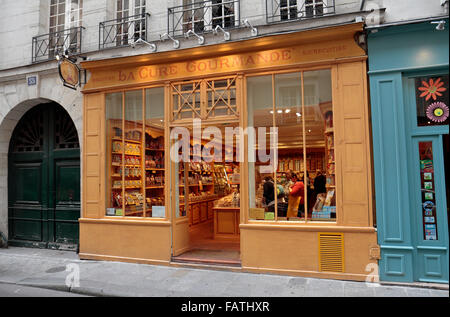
79;22;379;281
368;20;449;283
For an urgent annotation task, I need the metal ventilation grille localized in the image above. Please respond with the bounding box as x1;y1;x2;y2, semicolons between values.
318;233;344;273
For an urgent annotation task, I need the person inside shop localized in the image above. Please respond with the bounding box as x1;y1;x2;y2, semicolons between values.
284;169;295;194
312;169;326;211
286;173;305;218
263;176;275;213
313;169;326;195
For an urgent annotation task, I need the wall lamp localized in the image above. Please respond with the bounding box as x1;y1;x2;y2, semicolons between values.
242;19;258;36
213;25;231;41
184;30;205;45
431;20;446;31
160;33;180;49
131;38;157;52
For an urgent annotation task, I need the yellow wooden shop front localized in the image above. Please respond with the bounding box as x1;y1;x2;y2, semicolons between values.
79;22;379;281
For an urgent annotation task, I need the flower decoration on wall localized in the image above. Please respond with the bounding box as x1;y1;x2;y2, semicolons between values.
426;102;449;123
418;78;447;101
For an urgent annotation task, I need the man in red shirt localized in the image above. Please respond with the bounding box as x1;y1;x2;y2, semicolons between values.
286;173;305;218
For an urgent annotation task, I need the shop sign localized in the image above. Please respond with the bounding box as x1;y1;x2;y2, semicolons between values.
84;37;362;91
58;57;84;90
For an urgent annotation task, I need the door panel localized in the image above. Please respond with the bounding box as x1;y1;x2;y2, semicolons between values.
12;162;43;204
411;136;449;282
8;103;80;249
8;157;45;243
171;151;190;256
54;158;80;244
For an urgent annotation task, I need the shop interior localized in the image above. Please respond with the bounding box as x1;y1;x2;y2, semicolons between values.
171;125;242;265
103;69;336;265
247;70;336;222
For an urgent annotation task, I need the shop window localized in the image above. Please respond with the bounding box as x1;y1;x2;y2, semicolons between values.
106;92;124;217
415;74;449;126
171;80;202;120
247;69;334;222
171;76;239;121
303;70;334;221
206;77;238;118
105;87;165;218
247;75;277;221
274;72;303;221
144;87;166;218
418;141;439;240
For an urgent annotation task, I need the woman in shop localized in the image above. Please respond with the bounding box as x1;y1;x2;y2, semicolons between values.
286;173;305;218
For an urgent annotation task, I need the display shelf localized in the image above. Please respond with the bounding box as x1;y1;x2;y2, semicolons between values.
107;119;166;218
112;152;140;156
112;137;141;144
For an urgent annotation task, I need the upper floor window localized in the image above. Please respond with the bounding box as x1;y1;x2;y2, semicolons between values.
267;0;334;23
169;0;240;37
47;0;83;59
49;0;83;33
115;0;147;46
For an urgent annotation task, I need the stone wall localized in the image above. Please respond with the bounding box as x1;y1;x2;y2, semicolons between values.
0;72;83;241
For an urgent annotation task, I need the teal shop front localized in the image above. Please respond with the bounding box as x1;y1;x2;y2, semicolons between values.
367;20;449;283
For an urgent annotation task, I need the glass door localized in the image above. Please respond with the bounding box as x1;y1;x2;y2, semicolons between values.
411;135;449;282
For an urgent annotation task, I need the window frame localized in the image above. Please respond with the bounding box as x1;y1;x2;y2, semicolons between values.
49;0;83;55
245;67;337;224
104;85;168;220
115;0;147;45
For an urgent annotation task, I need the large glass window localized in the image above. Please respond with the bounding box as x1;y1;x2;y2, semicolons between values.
247;69;334;222
105;87;165;218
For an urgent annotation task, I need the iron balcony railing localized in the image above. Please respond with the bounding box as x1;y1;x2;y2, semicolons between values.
266;0;335;24
32;26;84;63
168;0;240;37
99;13;150;50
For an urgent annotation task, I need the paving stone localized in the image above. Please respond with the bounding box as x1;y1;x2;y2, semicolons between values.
0;247;448;297
373;286;408;297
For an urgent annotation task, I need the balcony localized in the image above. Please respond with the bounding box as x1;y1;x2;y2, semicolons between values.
99;13;150;50
168;0;240;37
32;26;84;63
266;0;335;24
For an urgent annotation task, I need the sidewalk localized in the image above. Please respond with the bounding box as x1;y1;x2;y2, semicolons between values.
0;247;448;297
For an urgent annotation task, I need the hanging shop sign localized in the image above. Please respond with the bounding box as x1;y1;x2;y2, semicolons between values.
58;57;86;90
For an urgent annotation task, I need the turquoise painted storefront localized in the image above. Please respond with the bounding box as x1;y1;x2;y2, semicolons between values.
368;20;449;283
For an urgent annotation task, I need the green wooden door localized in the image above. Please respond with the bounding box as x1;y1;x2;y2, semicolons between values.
8;103;80;250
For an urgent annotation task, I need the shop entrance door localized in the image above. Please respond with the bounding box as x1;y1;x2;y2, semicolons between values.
8;103;80;250
404;73;449;283
169;76;242;264
411;136;449;282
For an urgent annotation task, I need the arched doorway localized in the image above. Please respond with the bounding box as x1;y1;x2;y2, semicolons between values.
8;102;80;250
